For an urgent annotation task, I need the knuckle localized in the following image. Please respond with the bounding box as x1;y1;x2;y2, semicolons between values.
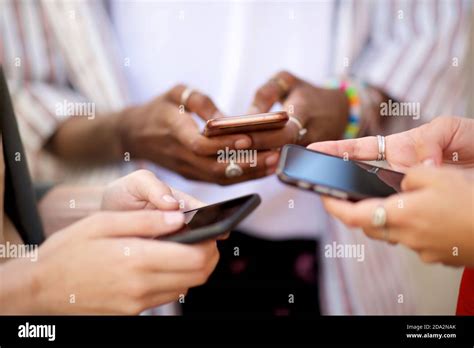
216;178;231;186
195;95;212;111
210;163;224;179
193;250;209;270
173;84;186;93
189;138;203;154
136;213;157;232
128;278;149;300
420;252;437;264
344;214;359;227
402;235;421;251
126;300;146;315
134;169;154;178
277;70;291;78
256;89;272;103
202;96;214;110
90;212;113;225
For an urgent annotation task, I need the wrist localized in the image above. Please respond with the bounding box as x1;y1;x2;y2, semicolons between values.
107;110;128;162
0;258;43;314
115;105;139;162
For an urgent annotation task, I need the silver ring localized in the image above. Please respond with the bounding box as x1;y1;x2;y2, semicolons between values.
180;87;196;109
288;116;307;141
372;205;387;228
225;160;243;178
376;135;386;161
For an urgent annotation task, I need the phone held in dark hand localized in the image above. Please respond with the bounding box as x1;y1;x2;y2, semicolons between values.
202;111;288;136
277;144;404;201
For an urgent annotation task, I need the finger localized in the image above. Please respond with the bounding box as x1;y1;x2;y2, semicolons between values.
189;149;279;181
166;84;219;121
168;147;276;184
217;232;230;240
362;227;402;244
250;71;300;113
144;270;214;293
322;195;410;229
412;120;447;166
172;116;252;155
307;136;380;161
170;187;205;210
143;290;185;309
127;170;179;210
401;166;445;191
246;121;300;150
124;239;219;272
84;210;185;238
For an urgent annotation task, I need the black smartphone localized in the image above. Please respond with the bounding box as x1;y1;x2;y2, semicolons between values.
157;194;261;244
277;144;404;201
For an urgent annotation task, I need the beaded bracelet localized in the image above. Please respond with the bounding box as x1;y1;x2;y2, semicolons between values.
327;79;361;139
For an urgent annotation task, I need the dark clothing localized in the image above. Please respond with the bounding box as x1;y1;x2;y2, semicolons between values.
182;231;320;316
0;68;44;245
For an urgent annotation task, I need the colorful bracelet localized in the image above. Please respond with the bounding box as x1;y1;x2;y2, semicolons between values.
327;79;361;139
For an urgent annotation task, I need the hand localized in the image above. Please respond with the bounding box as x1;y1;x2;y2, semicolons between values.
101;170;229;239
101;169;187;211
2;210;219;314
308;116;474;172
244;71;349;150
116;85;279;185
321;166;474;267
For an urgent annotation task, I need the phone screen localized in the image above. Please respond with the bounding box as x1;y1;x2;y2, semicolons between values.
157;194;260;243
280;145;404;200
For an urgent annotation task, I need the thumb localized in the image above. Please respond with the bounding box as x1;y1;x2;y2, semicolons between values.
414;139;443;167
127;170;179;210
83;210;185;238
401;166;444;192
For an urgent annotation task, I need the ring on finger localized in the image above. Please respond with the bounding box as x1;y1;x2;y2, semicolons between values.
376;135;386;161
372;205;387;228
180;87;197;110
288;115;307;142
225;160;243;178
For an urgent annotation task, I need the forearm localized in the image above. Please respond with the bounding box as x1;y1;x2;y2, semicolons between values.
45;112;124;164
38;185;104;237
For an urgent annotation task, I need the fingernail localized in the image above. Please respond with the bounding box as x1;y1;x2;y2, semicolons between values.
266;167;276;175
265;153;279;167
235;138;251;149
162;194;177;203
164;211;184;225
423;158;435;167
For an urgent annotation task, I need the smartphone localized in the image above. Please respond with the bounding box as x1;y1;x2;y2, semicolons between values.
277;144;405;201
157;194;261;244
202;111;288;137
